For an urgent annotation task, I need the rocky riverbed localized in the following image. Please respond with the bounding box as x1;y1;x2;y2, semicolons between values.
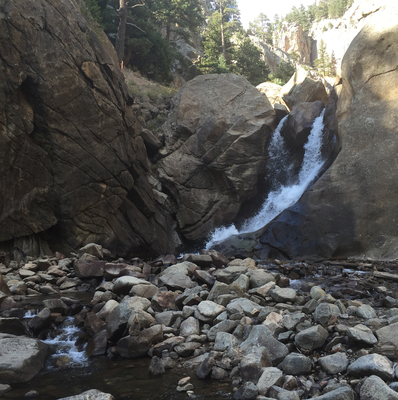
1;244;398;400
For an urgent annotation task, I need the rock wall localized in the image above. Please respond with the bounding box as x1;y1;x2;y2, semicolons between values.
0;0;179;258
257;2;398;260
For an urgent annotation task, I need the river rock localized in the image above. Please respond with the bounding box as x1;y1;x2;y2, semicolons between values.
314;303;340;325
197;301;225;319
248;269;276;288
227;298;263;317
278;352;312;375
233;381;259;400
347;353;394;380
214;332;239;351
86;330;108;356
207;320;240;341
57;389;115;400
308;386;354;400
270;287;297;303
74;260;106;279
196;354;216;379
346;324;377;345
180;316;200;337
0;317;30;336
356;305;377;319
157;73;276;241
174;342;201;357
256;82;284;106
239;346;272;382
0;0;178;258
240;325;288;365
116;324;163;358
0;334;49;383
112;277;149;295
318;352;349;375
96;300;119;320
360;375;398;400
158;262;197;290
43;298;68;315
294;325;328;350
0;273;11;296
310;286;326;300
130;283;159;299
257;367;283;396
374;322;398;359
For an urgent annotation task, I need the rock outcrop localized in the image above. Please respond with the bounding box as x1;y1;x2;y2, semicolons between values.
257;2;398;260
0;0;179;258
157;74;276;241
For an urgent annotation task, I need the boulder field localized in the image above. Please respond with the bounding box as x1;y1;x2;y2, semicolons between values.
1;244;398;399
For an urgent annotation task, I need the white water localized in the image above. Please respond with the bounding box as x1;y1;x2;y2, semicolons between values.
42;317;88;367
206;110;326;249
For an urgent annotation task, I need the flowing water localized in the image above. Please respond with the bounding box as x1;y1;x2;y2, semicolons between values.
206;110;326;248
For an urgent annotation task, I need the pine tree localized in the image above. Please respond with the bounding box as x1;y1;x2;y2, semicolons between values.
235;38;270;85
248;13;270;42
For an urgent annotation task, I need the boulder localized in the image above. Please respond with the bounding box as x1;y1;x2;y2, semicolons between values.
374;322;398;359
158;262;197;290
74;260;106;279
0;334;49;383
281;67;329;110
157;74;276;241
256;3;398;260
0;0;178;258
360;375;398;400
256;82;284;106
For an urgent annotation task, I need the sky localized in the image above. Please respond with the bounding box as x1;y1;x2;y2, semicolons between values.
237;0;317;28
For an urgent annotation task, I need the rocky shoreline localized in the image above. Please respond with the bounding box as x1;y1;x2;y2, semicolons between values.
0;244;398;399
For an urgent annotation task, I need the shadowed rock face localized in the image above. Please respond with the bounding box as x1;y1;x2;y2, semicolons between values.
256;3;398;260
157;74;276;242
0;0;179;258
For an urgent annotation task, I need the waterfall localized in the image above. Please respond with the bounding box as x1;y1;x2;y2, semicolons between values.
206;109;326;249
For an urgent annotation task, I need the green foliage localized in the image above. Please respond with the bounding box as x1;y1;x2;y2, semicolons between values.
82;0;103;24
248;13;271;43
235;38;269;86
314;39;336;76
270;62;295;85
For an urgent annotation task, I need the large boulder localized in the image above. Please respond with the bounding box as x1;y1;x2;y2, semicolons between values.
255;2;398;260
157;74;276;241
281;67;329;110
0;0;178;259
0;334;49;383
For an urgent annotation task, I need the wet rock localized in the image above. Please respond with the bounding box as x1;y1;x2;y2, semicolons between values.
318;352;349;374
86;330;108;356
57;389;115;400
96;300;119;320
233;381;259;400
106;300;132;341
116;324;163;358
211;366;229;380
0;384;11;396
0;334;49;383
0;317;30;336
9;281;27;295
84;312;106;336
346;324;377;345
279;352;312;375
295;325;328;350
347;353;394;380
360;375;398;400
149;355;165;375
196;355;216;379
257;367;283;396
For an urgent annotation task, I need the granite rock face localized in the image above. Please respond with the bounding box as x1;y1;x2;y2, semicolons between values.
157;74;276;241
0;0;179;259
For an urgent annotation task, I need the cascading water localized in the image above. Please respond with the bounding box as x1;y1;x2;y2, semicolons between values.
206;109;326;248
42;316;88;368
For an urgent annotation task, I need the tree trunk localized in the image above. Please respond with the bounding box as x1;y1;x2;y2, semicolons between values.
115;0;127;65
219;1;226;60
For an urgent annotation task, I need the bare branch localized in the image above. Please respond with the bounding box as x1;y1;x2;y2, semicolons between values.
126;22;146;33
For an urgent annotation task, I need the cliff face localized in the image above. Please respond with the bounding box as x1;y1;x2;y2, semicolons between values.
272;0;391;73
0;0;179;258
